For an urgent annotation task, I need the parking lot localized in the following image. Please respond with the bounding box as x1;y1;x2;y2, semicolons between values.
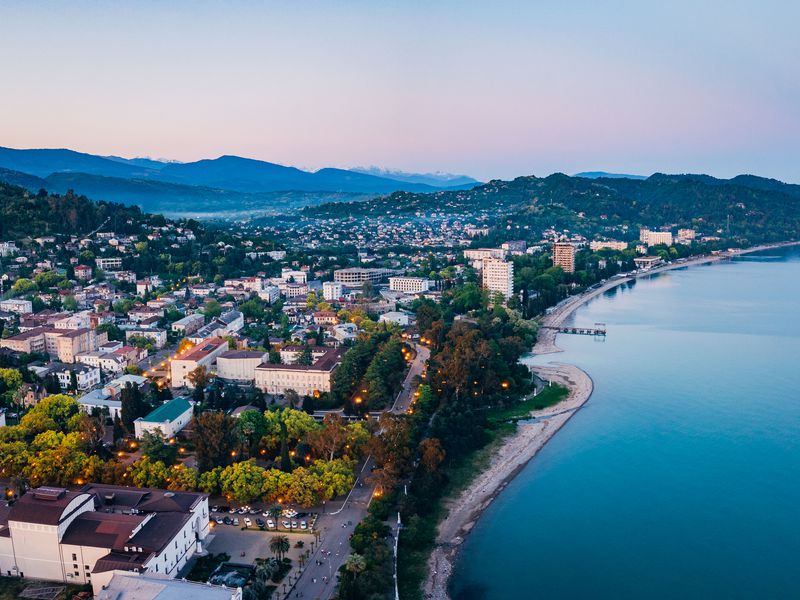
206;524;312;566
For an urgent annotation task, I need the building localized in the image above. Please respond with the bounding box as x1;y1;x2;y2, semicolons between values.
170;314;205;336
463;248;506;269
0;241;18;257
125;328;168;350
378;311;414;327
322;281;343;302
97;572;242;600
639;229;673;246
313;311;338;325
170;338;229;388
552;242;576;274
0;484;209;593
217;310;244;333
634;256;664;270
589;240;628;252
333;268;397;287
216;350;268;382
95;257;123;271
79;375;148;418
481;258;514;300
389;277;432;294
0;298;33;315
134;397;194;439
501;240;527;254
332;323;358;343
254;347;342;396
47;363;101;391
677;228;697;244
280;268;308;284
0;327;103;363
74;264;93;281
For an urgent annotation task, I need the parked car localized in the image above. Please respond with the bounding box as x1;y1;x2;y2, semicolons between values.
223;516;232;525
267;519;275;529
215;517;224;524
244;517;252;528
291;521;298;529
282;520;291;529
300;521;307;530
249;508;259;515
211;506;219;512
233;517;240;526
256;518;265;529
229;508;237;514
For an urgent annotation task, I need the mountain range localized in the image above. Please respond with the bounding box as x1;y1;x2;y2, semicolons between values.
0;147;480;215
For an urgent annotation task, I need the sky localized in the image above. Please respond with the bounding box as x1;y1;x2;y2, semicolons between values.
1;0;799;182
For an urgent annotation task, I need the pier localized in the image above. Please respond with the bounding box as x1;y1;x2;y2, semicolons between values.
541;322;607;336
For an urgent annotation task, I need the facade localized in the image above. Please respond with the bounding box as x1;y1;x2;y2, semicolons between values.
134;397;194;439
254;348;342;396
74;265;93;281
634;256;664;270
170;314;205;335
333;267;397;286
677;228;697;244
170;337;228;388
0;485;209;593
388;277;432;294
258;284;281;304
552;242;576;274
463;248;506;268
313;311;338;325
481;258;514;299
589;240;628;252
0;298;32;315
125;328;168;349
378;311;414;327
216;350;268;382
640;229;674;246
0;327;103;363
322;281;343;301
280;268;308;284
95;257;123;270
48;363;101;391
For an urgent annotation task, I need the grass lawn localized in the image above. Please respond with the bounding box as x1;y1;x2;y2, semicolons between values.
487;383;569;423
0;578;90;600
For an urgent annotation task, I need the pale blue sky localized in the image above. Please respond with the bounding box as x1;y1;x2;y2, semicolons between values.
1;0;798;181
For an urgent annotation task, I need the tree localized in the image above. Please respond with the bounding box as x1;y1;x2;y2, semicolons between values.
220;459;266;503
296;344;313;366
203;299;223;320
269;535;290;561
420;438;446;473
284;388;300;409
96;323;124;342
236;410;267;457
307;414;348;461
140;430;177;465
120;382;149;432
11;278;37;296
19;394;80;435
193;412;238;472
187;365;211;390
345;553;367;579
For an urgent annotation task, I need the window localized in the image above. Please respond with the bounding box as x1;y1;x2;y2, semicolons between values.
74;571;79;577
84;565;90;570
71;554;77;561
73;564;78;569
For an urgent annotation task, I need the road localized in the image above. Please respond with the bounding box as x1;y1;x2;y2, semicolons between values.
286;342;428;599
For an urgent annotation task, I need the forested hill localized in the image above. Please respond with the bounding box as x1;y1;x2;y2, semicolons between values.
0;181;150;239
305;173;800;243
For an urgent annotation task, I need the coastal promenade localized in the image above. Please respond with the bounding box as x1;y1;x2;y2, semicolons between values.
423;240;800;600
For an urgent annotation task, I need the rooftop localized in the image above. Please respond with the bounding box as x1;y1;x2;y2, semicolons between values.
176;338;227;362
138;397;193;423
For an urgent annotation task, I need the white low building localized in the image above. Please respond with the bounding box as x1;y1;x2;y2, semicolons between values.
134;397;194;439
216;350;268;382
170;337;229;388
378;311;414;327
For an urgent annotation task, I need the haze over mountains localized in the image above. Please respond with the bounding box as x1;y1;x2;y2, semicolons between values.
0;146;480;216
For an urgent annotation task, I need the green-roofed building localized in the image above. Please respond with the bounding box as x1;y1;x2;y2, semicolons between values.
134;397;194;439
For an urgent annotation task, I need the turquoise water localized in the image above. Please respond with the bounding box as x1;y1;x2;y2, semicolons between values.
451;247;800;600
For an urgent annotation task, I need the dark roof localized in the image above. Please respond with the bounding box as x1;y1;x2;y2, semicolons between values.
257;347;342;372
8;488;92;526
61;512;146;549
83;483;205;514
128;512;191;553
93;550;151;574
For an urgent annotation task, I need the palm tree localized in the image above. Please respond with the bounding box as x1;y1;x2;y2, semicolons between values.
345;553;367;579
268;505;282;520
269;535;290;561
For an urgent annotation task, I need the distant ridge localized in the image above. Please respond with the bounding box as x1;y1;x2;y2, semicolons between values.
574;171;647;180
351;166;480;189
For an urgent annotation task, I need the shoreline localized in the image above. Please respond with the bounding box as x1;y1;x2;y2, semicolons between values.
422;239;799;600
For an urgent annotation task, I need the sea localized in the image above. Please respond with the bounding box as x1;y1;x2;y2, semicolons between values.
450;246;800;600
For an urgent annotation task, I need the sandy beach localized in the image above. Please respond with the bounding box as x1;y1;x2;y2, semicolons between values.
422;240;799;600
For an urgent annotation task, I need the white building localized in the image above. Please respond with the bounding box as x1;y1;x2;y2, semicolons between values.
463;248;506;269
254;348;342;396
170;337;229;388
258;285;280;304
171;313;205;335
640;229;674;246
388;277;432;294
97;572;242;600
0;298;33;315
280;268;308;284
481;258;514;300
216;350;268;382
378;311;414;327
0;484;209;593
134;397;194;439
125;328;168;349
47;363;102;391
322;281;344;302
589;240;628;252
95;257;123;271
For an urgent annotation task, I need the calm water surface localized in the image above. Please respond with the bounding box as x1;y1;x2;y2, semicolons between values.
451;247;800;600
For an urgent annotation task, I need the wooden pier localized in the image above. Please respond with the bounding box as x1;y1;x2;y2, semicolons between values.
541;322;607;336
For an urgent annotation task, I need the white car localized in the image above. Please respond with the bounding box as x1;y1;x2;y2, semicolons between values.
291;521;298;529
282;520;291;529
267;519;275;529
300;521;307;530
244;517;252;528
233;517;240;526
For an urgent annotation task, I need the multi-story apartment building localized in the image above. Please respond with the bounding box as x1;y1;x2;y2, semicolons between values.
280;268;308;284
47;363;101;391
171;313;205;335
333;268;397;287
125;327;168;349
589;240;628;252
254;347;342;396
322;281;343;301
258;284;281;304
639;228;673;246
0;484;209;594
0;327;104;363
463;248;506;269
388;277;432;294
552;242;576;273
170;338;229;388
95;257;123;270
481;258;514;300
0;298;33;314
